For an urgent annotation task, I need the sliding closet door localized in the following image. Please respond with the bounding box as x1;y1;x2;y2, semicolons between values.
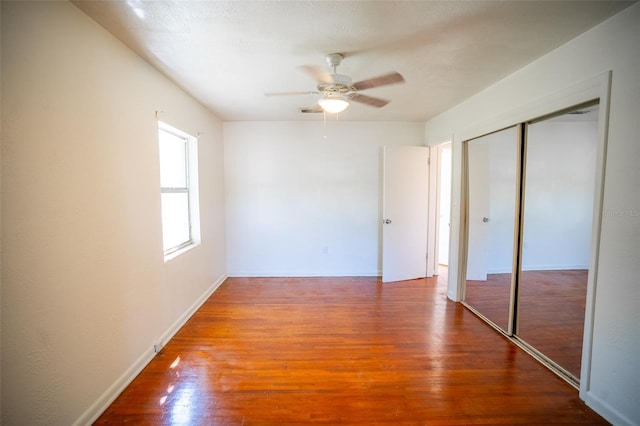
516;104;599;380
463;126;519;333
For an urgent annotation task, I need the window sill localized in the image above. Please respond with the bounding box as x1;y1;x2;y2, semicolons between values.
164;242;199;262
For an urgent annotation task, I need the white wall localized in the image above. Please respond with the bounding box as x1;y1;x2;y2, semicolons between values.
425;3;640;425
470;120;597;274
486;128;518;274
465;126;519;279
224;121;424;277
1;2;226;424
522;120;597;271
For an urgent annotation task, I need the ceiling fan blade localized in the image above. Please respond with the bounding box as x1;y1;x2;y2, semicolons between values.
349;93;390;108
352;72;404;91
299;105;324;113
299;65;334;84
265;91;319;97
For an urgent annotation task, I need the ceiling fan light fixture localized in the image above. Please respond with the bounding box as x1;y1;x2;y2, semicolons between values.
318;94;349;113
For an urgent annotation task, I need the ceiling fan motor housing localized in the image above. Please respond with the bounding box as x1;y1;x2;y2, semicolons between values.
325;53;344;68
316;53;354;93
318;73;353;94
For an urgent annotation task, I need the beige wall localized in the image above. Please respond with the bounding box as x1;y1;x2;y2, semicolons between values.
1;1;226;424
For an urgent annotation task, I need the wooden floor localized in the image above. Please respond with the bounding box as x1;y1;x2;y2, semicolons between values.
95;273;607;425
465;270;587;378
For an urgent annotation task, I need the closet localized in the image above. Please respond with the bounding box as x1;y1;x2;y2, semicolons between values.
462;101;600;384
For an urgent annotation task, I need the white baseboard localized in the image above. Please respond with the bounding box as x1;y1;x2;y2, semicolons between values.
486;265;589;274
584;391;638;426
227;270;380;277
153;274;227;351
73;274;227;426
521;264;589;271
487;267;512;274
72;346;156;426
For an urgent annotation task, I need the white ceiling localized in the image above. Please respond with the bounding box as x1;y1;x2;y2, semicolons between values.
72;0;634;122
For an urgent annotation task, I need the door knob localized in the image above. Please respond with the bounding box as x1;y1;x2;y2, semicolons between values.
482;217;489;223
383;219;392;224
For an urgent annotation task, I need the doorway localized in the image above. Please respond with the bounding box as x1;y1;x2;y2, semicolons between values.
436;142;452;275
462;101;601;385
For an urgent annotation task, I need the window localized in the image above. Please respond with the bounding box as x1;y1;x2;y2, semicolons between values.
158;122;200;258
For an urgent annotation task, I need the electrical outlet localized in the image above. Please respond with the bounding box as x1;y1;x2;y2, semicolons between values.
322;245;329;255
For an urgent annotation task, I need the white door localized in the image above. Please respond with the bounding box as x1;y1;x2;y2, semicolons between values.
382;146;430;283
466;142;490;281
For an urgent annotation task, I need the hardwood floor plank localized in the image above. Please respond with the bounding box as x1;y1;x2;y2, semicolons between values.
95;275;607;425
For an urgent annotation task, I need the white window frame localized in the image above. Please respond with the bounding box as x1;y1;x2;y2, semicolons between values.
158;121;201;260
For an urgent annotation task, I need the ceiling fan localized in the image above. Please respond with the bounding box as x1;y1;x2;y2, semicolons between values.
265;53;405;114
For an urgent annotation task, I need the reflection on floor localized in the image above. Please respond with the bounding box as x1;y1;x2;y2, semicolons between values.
95;271;605;424
465;269;587;378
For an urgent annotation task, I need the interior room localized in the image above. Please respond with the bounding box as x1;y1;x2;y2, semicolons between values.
1;1;638;425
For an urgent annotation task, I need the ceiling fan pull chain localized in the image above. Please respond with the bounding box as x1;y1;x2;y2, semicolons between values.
323;110;327;141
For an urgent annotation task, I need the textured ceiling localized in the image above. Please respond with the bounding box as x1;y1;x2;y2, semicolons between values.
72;1;634;122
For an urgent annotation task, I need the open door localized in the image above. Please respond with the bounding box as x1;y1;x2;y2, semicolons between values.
382;146;429;283
465;141;490;281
